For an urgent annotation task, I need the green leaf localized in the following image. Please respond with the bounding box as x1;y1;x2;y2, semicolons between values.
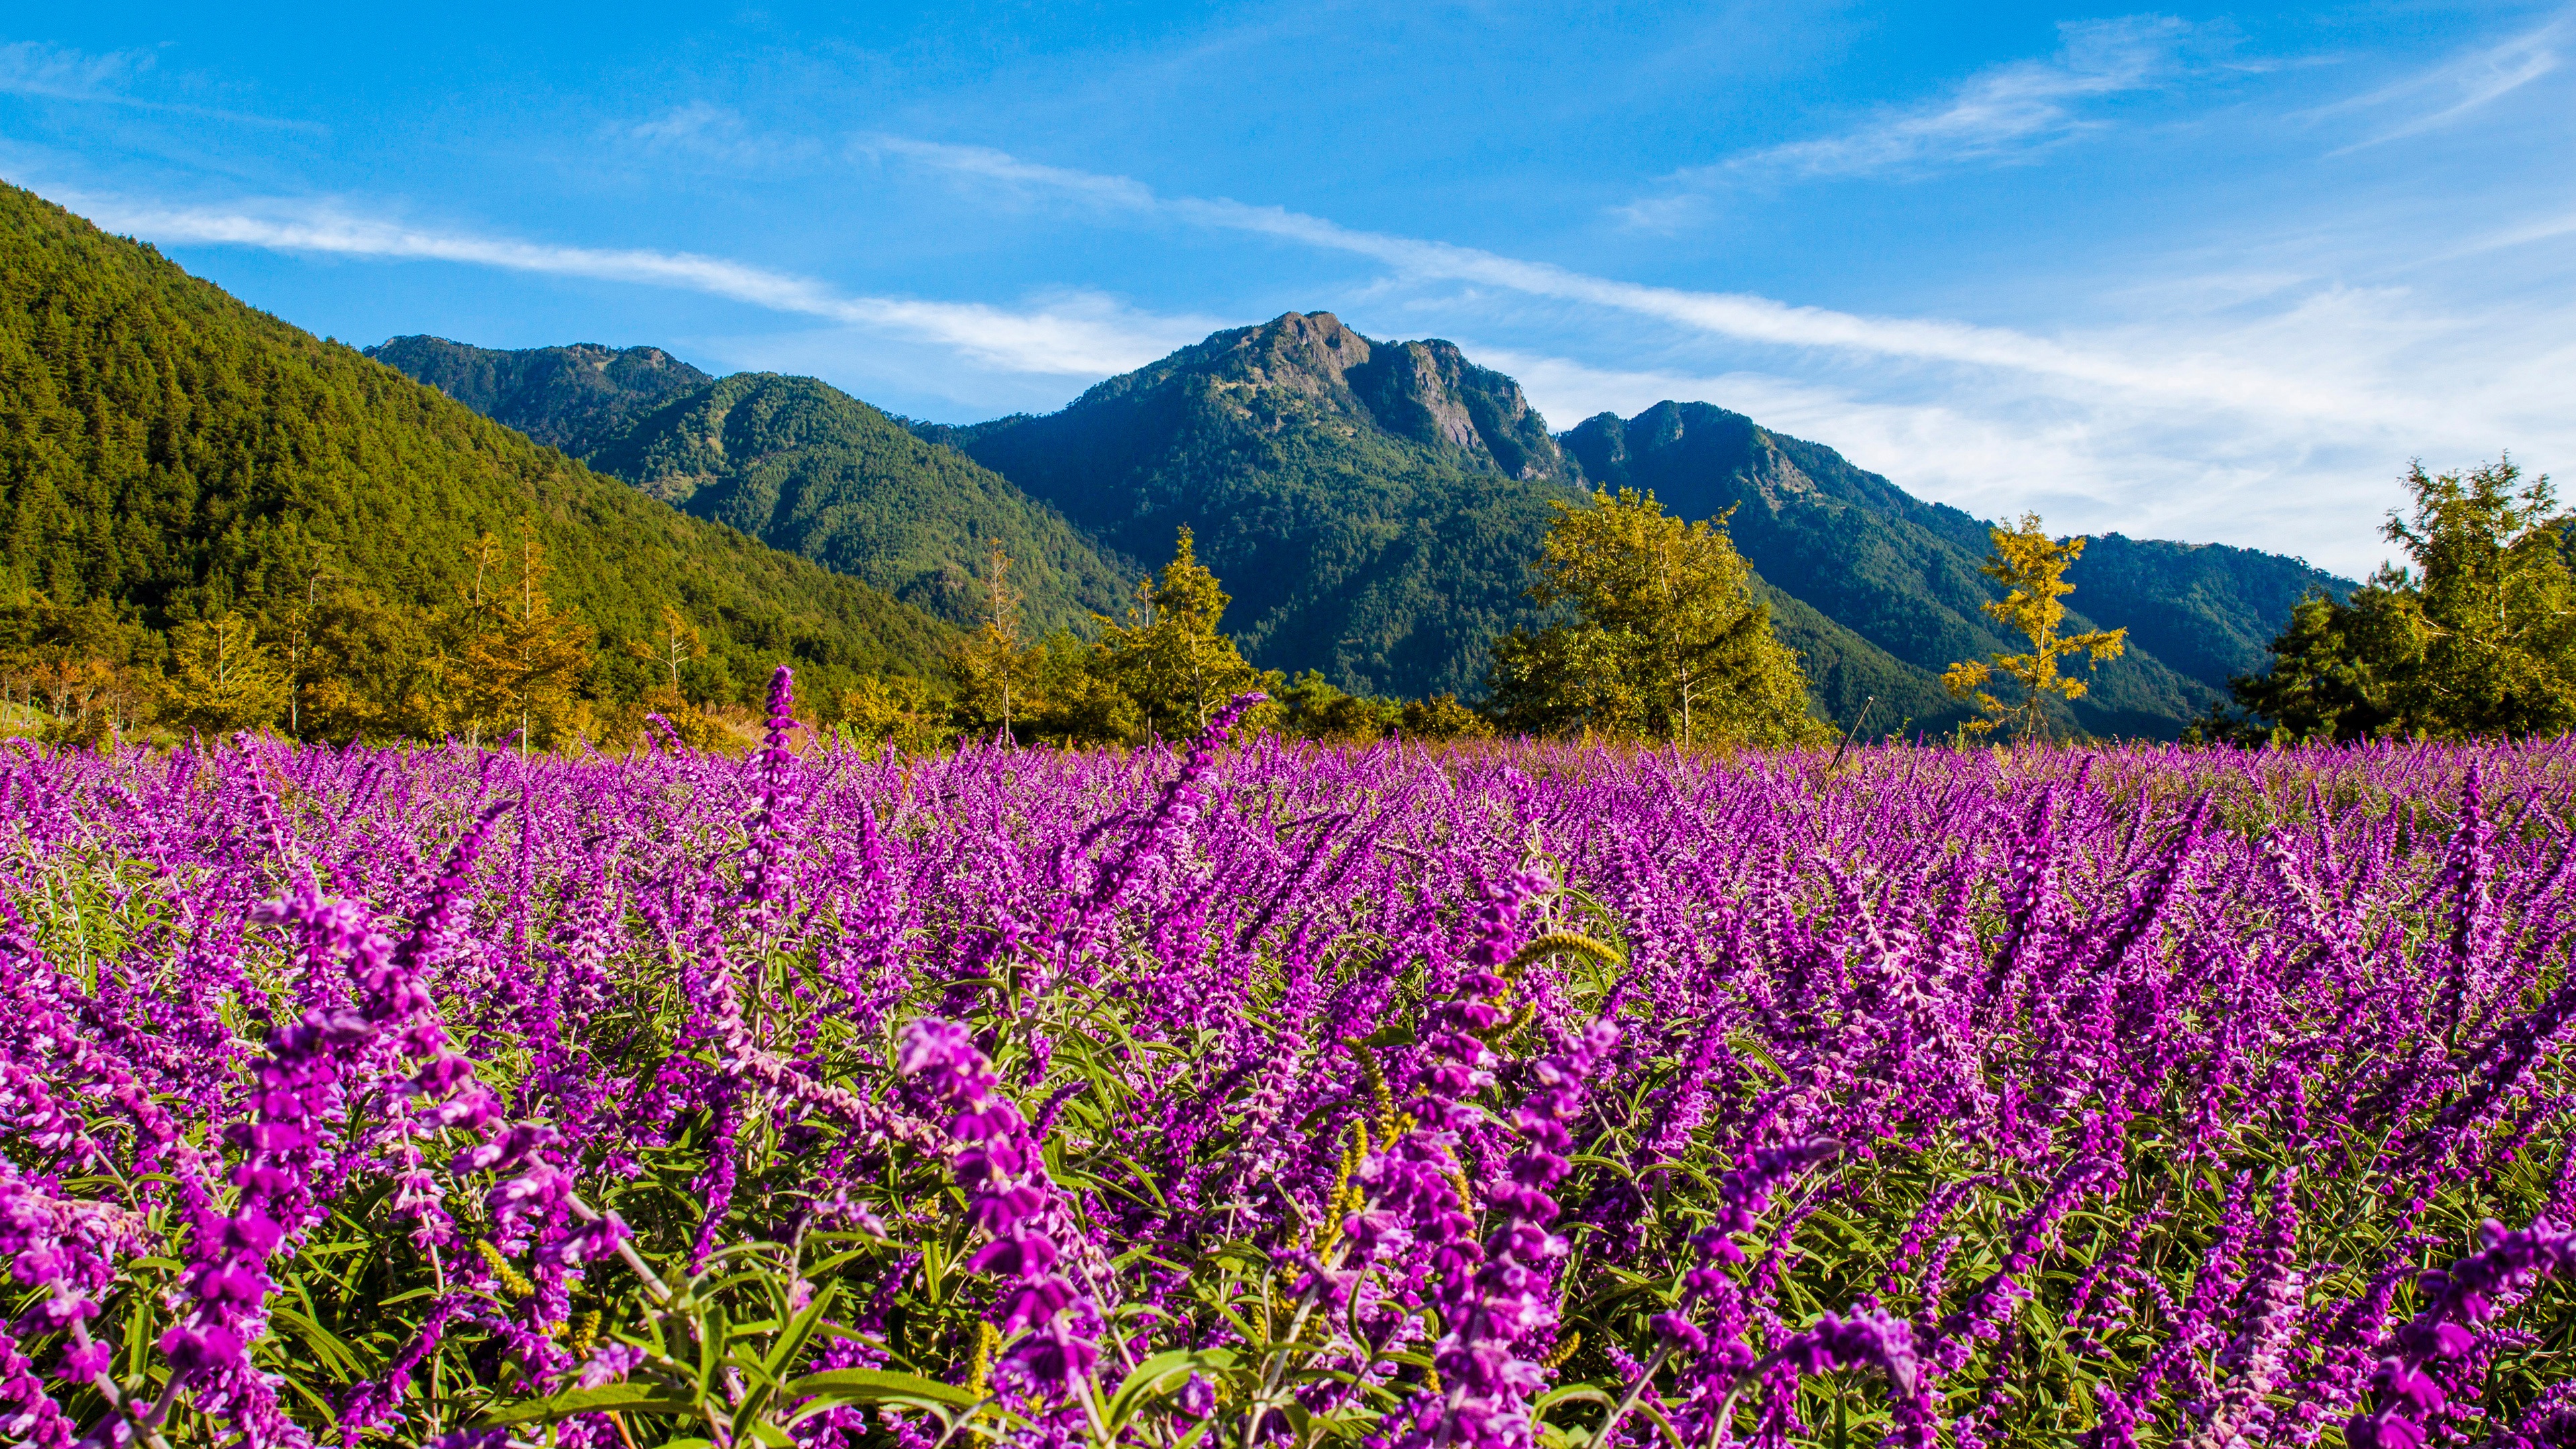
1104;1347;1238;1430
765;1281;841;1380
780;1367;980;1409
476;1383;704;1427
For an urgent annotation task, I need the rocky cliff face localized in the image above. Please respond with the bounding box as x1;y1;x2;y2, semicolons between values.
1071;313;1570;481
937;313;1587;697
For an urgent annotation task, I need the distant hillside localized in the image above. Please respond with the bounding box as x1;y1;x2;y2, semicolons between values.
918;311;1590;698
1558;403;2352;735
370;308;2351;739
374;341;1138;637
0;182;953;712
367;335;711;454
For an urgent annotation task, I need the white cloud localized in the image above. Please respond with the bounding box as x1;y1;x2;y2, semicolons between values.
0;41;154;105
0;40;320;131
624;102;819;168
871;136;2412;429
1709;15;2194;182
856;136;1159;211
2324;12;2567;151
74;193;1213;376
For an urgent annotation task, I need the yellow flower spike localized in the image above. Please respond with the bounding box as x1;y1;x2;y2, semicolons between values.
566;1309;602;1362
965;1320;999;1403
475;1240;536;1301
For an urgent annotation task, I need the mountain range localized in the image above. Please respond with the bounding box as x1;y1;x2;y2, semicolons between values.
378;313;2347;736
0;170;2345;741
0;182;950;713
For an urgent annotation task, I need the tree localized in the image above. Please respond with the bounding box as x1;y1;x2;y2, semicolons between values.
156;612;288;737
0;600;148;746
1021;633;1142;747
1279;670;1404;742
2210;459;2576;743
1484;488;1823;745
1942;514;2127;742
833;676;953;757
948;539;1038;741
455;534;594;749
291;583;447;744
1093;528;1269;740
1400;693;1493;743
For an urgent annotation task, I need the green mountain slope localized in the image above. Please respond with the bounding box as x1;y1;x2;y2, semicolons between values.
373;341;1137;637
920;311;1587;698
1559;402;2353;737
0;182;952;709
366;335;711;454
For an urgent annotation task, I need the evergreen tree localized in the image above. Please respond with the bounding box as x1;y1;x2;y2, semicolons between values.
1093;527;1269;740
290;583;445;744
1942;514;2128;741
2212;459;2576;742
157;612;288;737
1485;488;1823;745
948;539;1038;741
455;535;594;749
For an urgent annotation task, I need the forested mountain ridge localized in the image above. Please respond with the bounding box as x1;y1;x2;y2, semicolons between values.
0;181;953;728
1558;402;2353;735
916;311;1589;698
374;339;1138;637
365;335;712;455
373;309;2347;738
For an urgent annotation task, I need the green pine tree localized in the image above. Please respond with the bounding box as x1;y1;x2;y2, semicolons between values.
1093;527;1271;741
157;612;288;737
2213;458;2576;742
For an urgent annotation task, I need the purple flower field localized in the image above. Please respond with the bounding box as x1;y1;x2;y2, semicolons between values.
6;674;2576;1449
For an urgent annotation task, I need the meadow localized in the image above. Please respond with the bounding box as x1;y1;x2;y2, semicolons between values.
5;672;2574;1449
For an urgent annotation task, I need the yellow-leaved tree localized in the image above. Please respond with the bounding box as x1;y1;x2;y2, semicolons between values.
1486;488;1824;746
455;533;594;749
1942;513;2127;742
158;611;290;737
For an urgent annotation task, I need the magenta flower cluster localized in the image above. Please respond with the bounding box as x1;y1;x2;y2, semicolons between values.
0;682;2572;1447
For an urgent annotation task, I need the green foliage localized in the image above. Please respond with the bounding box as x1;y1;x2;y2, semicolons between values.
1942;515;2129;742
932;312;1585;700
364;335;711;455
373;341;1140;639
0;182;954;744
1093;527;1273;739
1487;488;1828;745
1278;669;1404;741
156;612;286;737
1559;403;2343;736
833;674;955;755
2212;458;2576;743
1399;691;1494;741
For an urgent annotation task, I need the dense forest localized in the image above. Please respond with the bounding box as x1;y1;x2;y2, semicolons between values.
11;176;2511;753
371;337;1138;637
0;183;952;746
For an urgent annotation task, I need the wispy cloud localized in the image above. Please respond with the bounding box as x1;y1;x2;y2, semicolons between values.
0;40;321;132
0;40;150;103
867;136;2398;427
74;193;1211;376
1711;15;2195;182
861;138;2568;576
2324;13;2567;151
857;136;1157;210
624;102;819;169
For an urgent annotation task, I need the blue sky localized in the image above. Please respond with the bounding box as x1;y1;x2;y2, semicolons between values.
2;1;2567;578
